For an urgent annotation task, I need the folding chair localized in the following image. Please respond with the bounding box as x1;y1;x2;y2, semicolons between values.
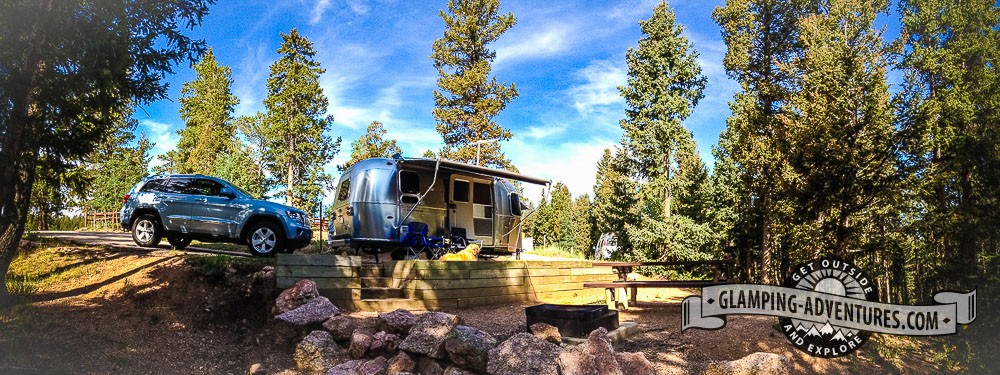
400;221;443;259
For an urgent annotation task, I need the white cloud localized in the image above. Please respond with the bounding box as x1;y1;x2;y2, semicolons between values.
495;24;575;65
506;136;618;203
140;119;180;169
311;0;333;25
233;43;270;118
568;60;626;117
346;0;369;15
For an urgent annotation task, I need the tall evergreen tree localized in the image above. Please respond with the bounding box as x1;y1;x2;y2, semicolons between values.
340;121;402;171
571;194;595;256
261;29;341;215
620;2;706;222
431;0;518;168
592;148;638;254
82;121;153;213
713;0;818;282
618;2;712;261
0;0;211;305
898;0;1000;289
159;48;238;174
778;0;896;260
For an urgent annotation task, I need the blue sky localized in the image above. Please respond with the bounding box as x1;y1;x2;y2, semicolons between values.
135;0;900;204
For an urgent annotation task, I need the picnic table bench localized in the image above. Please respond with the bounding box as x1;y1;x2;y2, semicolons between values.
584;259;736;310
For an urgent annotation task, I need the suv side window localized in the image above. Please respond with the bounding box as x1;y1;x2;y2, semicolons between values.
161;178;193;194
140;179;167;193
186;178;223;196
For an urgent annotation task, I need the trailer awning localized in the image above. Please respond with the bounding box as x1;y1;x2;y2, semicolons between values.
398;157;550;186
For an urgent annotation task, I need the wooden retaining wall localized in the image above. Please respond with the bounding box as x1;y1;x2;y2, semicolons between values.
275;254;618;311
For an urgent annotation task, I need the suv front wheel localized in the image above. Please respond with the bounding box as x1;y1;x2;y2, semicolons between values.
247;222;284;257
131;214;162;247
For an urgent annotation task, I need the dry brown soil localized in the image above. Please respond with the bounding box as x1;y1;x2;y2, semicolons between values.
1;243;942;374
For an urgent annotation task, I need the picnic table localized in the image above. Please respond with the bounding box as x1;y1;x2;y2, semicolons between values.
584;259;736;310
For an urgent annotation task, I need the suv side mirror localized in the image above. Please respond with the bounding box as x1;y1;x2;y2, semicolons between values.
219;187;236;199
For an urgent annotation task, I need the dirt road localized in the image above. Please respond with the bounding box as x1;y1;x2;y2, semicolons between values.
32;230;251;257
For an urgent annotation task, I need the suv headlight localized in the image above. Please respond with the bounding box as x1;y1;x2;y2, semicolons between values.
286;210;309;225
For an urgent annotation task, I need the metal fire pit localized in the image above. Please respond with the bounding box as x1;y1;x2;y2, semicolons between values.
525;304;619;338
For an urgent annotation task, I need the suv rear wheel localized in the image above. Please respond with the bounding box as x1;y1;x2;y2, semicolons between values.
248;222;284;257
167;236;192;250
131;214;162;247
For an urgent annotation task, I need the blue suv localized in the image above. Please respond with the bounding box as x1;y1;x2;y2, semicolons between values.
120;174;313;256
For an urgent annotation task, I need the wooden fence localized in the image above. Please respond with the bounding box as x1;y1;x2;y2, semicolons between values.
85;212;121;229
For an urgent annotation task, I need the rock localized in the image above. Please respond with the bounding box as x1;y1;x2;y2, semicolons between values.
369;331;402;356
442;366;474;375
295;330;349;375
386;351;416;375
558;344;595;375
276;279;320;314
701;352;791;375
349;331;373;359
248;363;265;375
416;356;446;375
326;360;364;375
399;312;460;359
487;333;562;375
585;328;622;375
357;356;388;375
277;296;341;325
529;322;562;344
377;309;418;335
444;325;496;373
615;352;655;375
324;315;359;341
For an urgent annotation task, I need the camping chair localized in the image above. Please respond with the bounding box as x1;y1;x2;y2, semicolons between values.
400;221;443;259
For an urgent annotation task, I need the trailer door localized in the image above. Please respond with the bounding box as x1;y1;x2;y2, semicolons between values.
449;177;494;245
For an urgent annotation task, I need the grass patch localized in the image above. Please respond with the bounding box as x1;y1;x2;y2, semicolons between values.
527;245;587;259
4;275;40;296
6;240;104;295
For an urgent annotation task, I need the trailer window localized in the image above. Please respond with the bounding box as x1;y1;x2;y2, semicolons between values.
336;179;351;201
473;183;492;205
400;171;420;194
453;180;470;202
510;193;522;216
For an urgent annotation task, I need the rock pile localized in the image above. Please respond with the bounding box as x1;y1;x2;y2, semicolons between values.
275;280;655;375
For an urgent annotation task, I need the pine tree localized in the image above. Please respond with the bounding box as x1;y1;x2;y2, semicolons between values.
0;0;210;305
618;2;709;261
548;182;575;250
898;0;1000;288
340;121;402;171
571;194;595;256
777;0;896;260
713;0;818;282
261;29;342;215
160;48;238;174
592;148;638;253
431;0;518;168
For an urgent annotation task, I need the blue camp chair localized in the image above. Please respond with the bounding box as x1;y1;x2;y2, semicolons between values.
400;221;443;259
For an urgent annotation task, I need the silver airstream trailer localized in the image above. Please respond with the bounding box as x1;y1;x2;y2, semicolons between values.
327;156;549;259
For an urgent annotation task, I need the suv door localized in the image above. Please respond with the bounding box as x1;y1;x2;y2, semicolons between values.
156;177;195;233
186;178;243;238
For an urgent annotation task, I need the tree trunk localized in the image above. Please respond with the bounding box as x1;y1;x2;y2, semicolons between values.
663;151;671;220
761;191;775;284
286;137;296;208
1;57;44;307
